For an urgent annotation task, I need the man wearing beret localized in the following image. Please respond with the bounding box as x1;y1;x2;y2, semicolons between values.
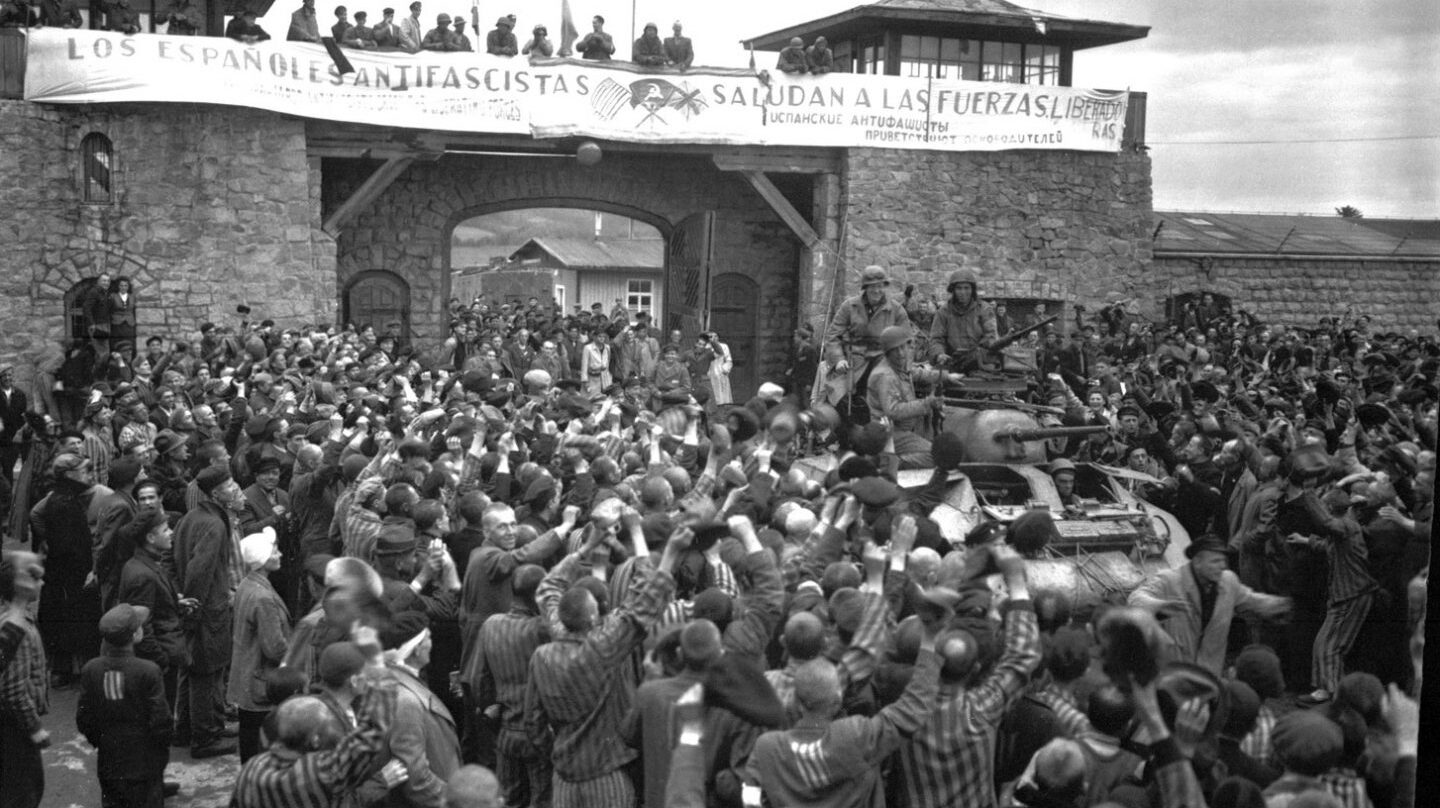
173;467;247;759
240;455;292;541
1128;533;1290;677
118;505;194;720
76;604;170;808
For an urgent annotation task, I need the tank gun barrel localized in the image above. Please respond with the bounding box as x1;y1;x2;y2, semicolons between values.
997;425;1109;443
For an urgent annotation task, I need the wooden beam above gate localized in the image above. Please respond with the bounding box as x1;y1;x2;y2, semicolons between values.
734;169;822;250
322;155;415;238
711;151;840;174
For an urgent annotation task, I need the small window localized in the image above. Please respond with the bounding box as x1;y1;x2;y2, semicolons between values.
857;37;885;75
627;279;654;317
81;132;113;204
553;284;566;310
1024;45;1060;85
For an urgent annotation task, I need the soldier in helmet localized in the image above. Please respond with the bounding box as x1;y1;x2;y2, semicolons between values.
1049;458;1085;515
826;265;913;374
929;268;1000;372
866;325;963;470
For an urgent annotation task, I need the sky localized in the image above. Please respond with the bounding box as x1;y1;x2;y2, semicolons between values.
258;0;1439;218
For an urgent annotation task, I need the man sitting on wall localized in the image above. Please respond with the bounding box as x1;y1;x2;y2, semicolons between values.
485;15;517;55
225;10;272;43
421;12;454;51
341;10;376;48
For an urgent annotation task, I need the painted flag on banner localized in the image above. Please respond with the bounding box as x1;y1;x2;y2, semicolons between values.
559;0;578;56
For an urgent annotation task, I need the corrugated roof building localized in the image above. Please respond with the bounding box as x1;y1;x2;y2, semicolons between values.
1151;212;1440;330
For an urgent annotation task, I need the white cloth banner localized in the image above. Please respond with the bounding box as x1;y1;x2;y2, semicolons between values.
24;30;1129;152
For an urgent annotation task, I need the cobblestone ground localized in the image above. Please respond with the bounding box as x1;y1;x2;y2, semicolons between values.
41;684;238;808
2;535;236;808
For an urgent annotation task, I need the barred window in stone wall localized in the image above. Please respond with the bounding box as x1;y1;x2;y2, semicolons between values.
81;132;113;204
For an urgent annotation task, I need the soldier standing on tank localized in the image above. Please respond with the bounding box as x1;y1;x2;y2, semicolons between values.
929;269;1000;373
825;265;912;375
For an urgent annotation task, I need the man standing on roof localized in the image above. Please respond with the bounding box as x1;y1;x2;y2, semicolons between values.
929;268;1000;373
825;265;912;374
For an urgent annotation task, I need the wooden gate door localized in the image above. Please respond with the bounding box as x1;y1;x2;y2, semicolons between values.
664;212;714;338
345;271;411;336
708;273;759;402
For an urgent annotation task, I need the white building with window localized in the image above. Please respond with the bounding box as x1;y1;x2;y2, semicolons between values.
500;237;665;323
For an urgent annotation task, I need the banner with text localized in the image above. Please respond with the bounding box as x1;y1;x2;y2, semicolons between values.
24;30;1129;152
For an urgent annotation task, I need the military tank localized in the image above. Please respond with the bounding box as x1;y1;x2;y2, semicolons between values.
796;375;1190;611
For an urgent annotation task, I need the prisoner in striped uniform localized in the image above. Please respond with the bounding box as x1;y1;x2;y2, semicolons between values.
230;687;397;808
896;542;1042;808
472;564;552;808
745;594;943;808
524;524;680;808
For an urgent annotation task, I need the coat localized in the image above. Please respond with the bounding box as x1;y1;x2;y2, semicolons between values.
30;476;102;656
386;664;461;808
826;294;911;358
118;548;189;669
107;292;137;336
1128;563;1289;676
240;481;291;535
228;569;291;711
865;360;941;434
75;646;171;780
0;386;28;446
172;501;236;673
928;298;999;365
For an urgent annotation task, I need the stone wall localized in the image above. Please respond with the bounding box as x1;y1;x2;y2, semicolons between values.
0;100;334;387
825;148;1154;330
1152;255;1440;331
329;152;801;383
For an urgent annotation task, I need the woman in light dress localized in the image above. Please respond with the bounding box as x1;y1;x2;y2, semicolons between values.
706;331;733;405
581;329;612;395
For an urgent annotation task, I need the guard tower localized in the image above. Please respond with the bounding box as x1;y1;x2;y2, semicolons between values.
743;0;1147;86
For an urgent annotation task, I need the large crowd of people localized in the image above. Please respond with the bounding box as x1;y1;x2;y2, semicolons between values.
0;263;1432;808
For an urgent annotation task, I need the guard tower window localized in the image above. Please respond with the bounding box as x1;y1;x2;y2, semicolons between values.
81;132;113;204
902;37;1060;85
856;36;885;74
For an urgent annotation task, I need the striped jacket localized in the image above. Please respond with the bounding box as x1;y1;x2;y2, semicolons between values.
230;687;396;808
746;649;941;808
895;600;1041;808
0;609;47;735
524;552;674;782
473;607;548;732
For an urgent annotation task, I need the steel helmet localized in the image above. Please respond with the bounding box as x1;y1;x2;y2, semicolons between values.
879;325;912;353
1049;458;1077;478
859;265;890;288
947;268;979;291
